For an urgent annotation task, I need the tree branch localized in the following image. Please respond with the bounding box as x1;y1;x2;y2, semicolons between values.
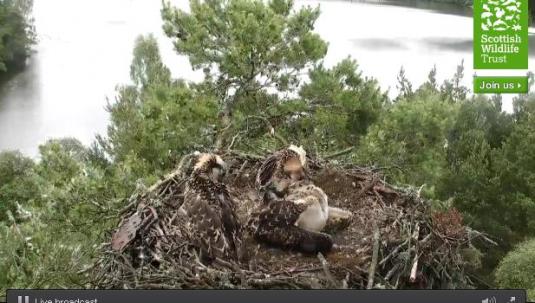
324;147;354;160
367;222;380;289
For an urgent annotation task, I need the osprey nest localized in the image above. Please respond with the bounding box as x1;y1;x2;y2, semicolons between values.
91;151;490;289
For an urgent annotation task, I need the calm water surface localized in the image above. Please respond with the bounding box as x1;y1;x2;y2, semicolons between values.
0;0;533;155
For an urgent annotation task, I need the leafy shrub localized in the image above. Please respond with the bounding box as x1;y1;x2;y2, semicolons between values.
0;151;40;222
495;239;535;301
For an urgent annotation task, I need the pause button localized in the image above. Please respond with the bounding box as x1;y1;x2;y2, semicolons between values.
17;296;30;303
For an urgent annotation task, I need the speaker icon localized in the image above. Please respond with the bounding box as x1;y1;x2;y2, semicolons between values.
482;297;497;303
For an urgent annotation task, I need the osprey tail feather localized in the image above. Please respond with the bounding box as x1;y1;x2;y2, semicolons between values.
252;223;333;254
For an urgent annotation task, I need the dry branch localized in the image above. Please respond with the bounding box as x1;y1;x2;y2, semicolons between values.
367;223;380;289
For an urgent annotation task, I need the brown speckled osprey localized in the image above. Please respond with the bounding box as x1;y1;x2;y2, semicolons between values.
256;145;307;203
249;179;353;254
247;184;334;254
248;204;334;254
180;153;246;263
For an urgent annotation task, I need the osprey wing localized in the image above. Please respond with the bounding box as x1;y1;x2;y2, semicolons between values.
256;153;280;189
249;200;333;254
218;189;247;262
184;192;234;261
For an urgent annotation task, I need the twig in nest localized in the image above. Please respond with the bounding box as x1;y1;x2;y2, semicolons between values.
341;273;350;289
373;185;399;197
119;199;138;216
373;187;386;208
410;224;421;283
226;149;264;160
227;131;244;151
213;258;246;288
384;263;401;282
379;239;409;266
234;160;249;182
417;184;426;198
324;147;354;160
144;153;196;195
410;253;420;283
317;252;339;288
355;176;378;200
367;222;380;289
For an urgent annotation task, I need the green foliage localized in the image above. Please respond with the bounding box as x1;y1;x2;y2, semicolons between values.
438;97;522;241
130;34;171;90
104;35;219;180
0;151;40;222
395;66;413;101
162;0;327;94
357;86;458;194
496;95;535;235
495;239;535;301
223;57;387;155
294;58;386;151
0;138;126;295
440;61;469;103
0;0;35;74
162;0;328;148
0;137;131;295
0;214;92;291
37;138;88;187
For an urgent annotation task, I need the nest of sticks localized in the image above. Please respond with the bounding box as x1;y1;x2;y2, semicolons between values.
91;151;491;289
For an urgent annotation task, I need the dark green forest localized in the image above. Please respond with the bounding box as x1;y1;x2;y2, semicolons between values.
0;0;534;298
0;0;34;76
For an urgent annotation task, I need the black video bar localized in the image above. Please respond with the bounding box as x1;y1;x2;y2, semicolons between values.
6;289;528;303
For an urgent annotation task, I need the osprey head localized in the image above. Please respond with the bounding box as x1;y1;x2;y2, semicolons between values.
284;145;307;181
193;152;227;182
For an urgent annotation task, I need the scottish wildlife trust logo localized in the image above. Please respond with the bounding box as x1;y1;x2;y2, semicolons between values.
474;0;528;71
481;0;522;31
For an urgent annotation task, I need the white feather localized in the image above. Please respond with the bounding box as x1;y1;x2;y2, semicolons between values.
288;144;307;166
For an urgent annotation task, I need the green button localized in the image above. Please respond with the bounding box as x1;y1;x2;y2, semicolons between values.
474;76;528;94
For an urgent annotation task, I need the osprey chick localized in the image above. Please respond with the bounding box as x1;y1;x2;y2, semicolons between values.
256;145;307;202
286;181;353;233
248;198;334;254
248;181;353;254
180;153;247;264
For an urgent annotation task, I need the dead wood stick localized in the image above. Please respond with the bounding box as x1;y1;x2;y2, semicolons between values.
373;184;399;196
410;224;421;283
324;147;354;160
227;149;264;160
367;222;380;289
379;239;409;266
234;160;249;181
410;254;420;283
145;153;195;194
212;258;246;288
119;199;138;216
317;252;339;288
373;188;386;207
341;273;350;289
227;131;244;151
356;177;378;200
384;263;401;282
